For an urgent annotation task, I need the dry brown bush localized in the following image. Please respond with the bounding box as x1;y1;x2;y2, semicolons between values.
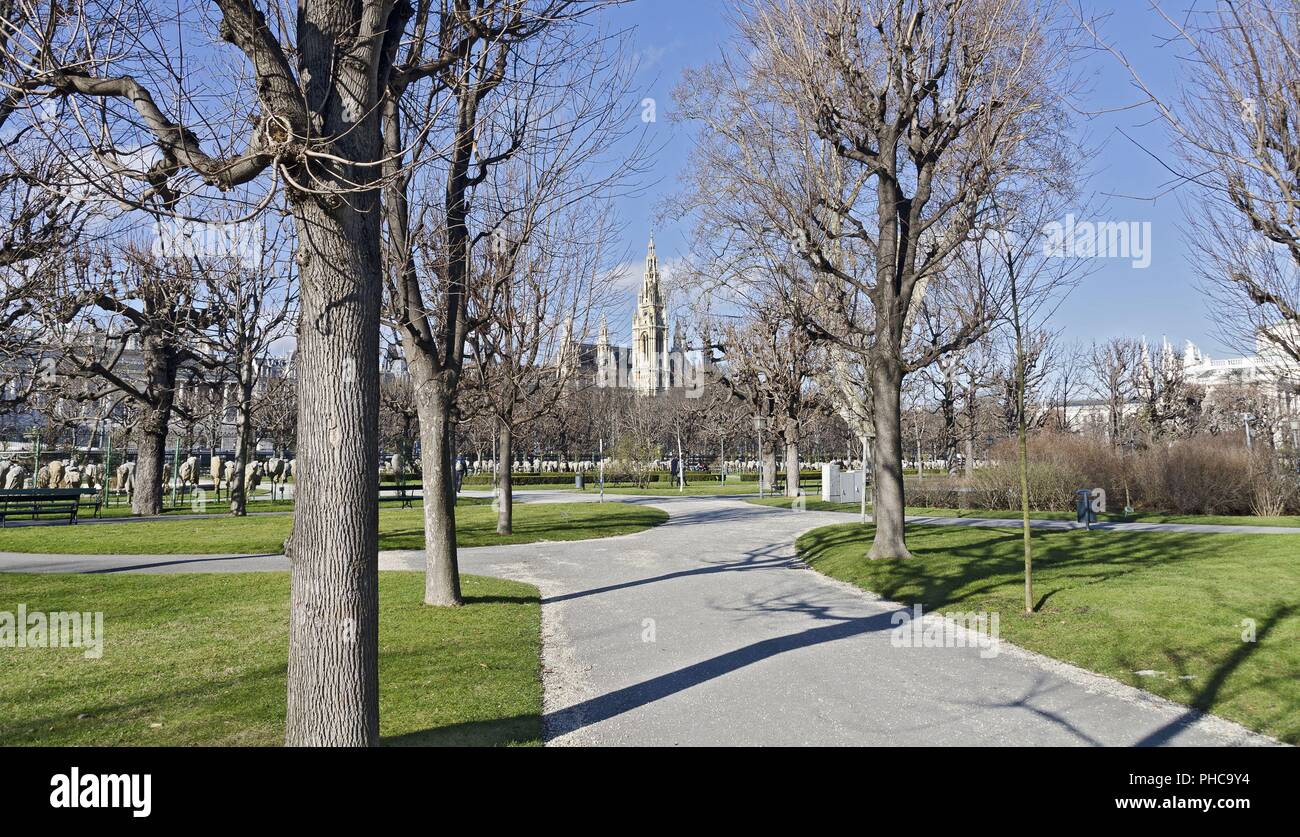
940;432;1299;516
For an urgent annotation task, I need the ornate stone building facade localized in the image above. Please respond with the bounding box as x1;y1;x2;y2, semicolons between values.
594;237;697;394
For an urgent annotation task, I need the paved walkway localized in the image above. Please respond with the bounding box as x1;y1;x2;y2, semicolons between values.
4;492;1285;746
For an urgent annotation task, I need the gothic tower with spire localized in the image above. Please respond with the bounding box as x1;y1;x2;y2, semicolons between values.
631;235;670;394
588;235;698;394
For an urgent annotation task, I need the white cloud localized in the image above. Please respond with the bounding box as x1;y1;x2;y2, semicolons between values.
636;44;668;71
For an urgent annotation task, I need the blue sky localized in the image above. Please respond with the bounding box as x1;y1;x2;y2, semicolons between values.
601;0;1241;358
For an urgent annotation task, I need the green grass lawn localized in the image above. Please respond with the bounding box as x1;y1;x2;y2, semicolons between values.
797;521;1300;743
94;497;295;519
0;571;540;746
749;496;1300;527
0;500;667;555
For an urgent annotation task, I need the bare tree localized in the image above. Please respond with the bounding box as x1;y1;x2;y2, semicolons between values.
0;2;89;414
464;197;615;533
677;0;1081;558
1050;338;1086;432
3;0;546;746
381;1;639;604
32;245;214;515
1086;337;1138;444
811;334;876;518
1083;1;1300;372
1202;379;1284;442
694;371;752;483
915;306;965;471
1132;338;1204;443
954;339;996;478
193;224;296;515
992;328;1056;437
376;365;416;474
964;195;1086;614
709;302;821;497
253;368;296;457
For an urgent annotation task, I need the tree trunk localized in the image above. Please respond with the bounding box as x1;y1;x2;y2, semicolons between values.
129;335;179;517
497;419;513;535
406;352;462;607
1012;289;1034;615
869;355;911;559
762;444;777;495
783;421;800;497
283;199;381;747
230;365;254;517
1018;386;1033;613
131;406;168;517
941;392;958;470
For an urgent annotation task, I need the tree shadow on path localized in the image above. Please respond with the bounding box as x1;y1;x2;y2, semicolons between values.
545;607;897;740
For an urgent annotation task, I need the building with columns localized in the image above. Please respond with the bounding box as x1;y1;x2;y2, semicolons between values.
593;236;698;395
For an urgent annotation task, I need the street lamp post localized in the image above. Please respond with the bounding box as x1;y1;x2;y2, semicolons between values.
753;414;767;499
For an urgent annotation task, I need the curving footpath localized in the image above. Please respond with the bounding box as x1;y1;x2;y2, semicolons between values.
0;491;1289;746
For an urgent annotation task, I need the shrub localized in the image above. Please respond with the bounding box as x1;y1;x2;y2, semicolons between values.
905;477;965;510
1128;438;1253;515
958;432;1299;517
963;454;1085;512
1247;456;1300;517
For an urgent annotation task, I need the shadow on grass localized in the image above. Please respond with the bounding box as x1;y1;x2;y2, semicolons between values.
0;660;288;746
1132;602;1296;746
461;593;536;606
796;523;1218;616
798;521;1300;743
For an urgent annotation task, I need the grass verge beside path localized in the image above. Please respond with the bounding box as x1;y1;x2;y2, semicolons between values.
748;496;1300;527
796;521;1300;743
0;572;541;746
0;500;667;555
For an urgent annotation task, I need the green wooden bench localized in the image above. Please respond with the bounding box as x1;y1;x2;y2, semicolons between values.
0;488;101;527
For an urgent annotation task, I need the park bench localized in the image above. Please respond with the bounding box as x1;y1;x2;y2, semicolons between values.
0;488;101;527
378;485;418;509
